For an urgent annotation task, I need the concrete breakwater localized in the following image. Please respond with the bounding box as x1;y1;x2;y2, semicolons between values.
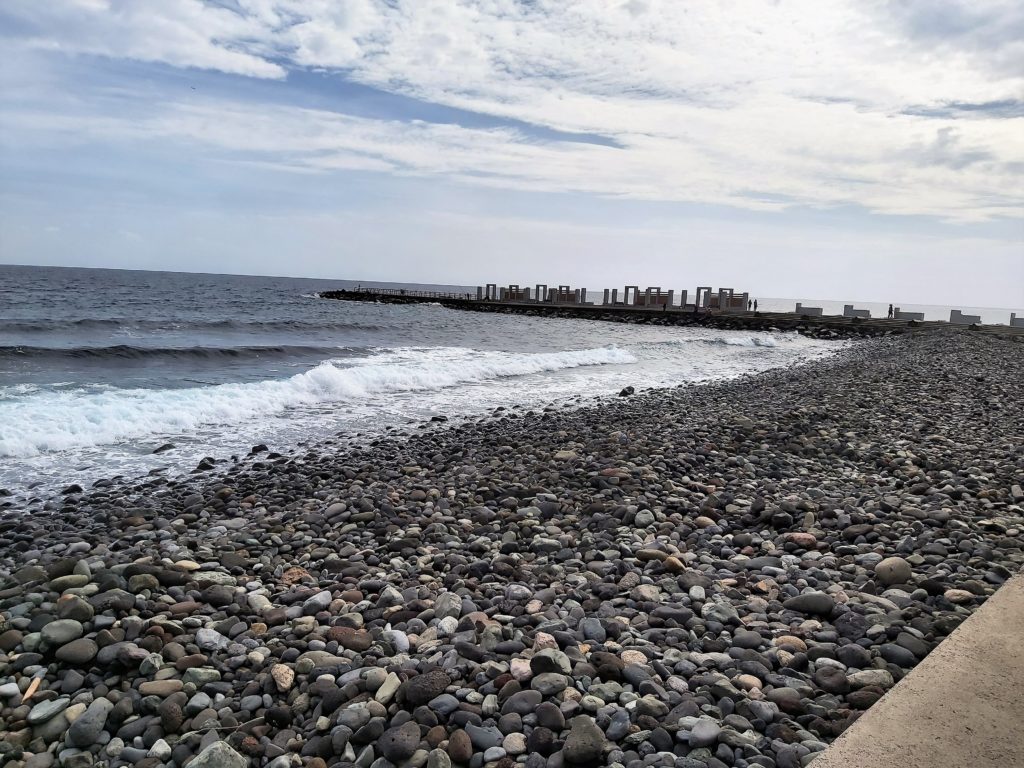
0;331;1022;767
319;289;1008;340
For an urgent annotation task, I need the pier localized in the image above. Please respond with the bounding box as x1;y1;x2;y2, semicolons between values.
319;285;1024;339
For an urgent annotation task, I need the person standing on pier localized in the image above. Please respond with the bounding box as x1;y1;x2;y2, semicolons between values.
753;299;758;312
888;304;894;319
748;299;752;310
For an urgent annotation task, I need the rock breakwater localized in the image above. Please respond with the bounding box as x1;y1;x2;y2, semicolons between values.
0;331;1022;768
318;290;920;340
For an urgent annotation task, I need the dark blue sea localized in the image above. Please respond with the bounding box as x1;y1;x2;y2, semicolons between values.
0;265;841;499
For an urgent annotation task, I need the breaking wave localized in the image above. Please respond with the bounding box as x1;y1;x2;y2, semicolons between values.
0;346;636;457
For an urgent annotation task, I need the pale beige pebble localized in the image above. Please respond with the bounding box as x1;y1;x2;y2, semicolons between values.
776;650;795;668
663;556;686;573
533;632;558;650
562;687;582;702
64;703;87;723
847;669;894;689
944;589;975;604
525;600;545;614
747;597;770;612
271;664;295;693
503;733;527;756
734;675;762;691
174;560;201;571
665;677;689;696
620;650;648;666
694;516;716;528
773;635;807;653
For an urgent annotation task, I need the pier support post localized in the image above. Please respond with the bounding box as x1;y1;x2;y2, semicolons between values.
603;289;610;305
611;288;618;304
717;288;734;311
477;286;483;300
680;289;687;308
950;309;982;325
667;290;674;308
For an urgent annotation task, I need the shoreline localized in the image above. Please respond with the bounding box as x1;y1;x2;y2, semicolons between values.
0;327;848;509
0;330;1022;768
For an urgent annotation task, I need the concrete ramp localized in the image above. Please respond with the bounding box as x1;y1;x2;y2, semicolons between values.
813;573;1024;767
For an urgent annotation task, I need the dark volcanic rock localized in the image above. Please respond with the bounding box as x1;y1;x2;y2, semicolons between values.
400;670;452;707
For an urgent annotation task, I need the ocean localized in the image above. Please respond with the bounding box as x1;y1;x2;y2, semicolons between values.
0;265;852;499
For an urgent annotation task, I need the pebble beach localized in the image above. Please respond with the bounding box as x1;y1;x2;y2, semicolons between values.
1;329;1022;768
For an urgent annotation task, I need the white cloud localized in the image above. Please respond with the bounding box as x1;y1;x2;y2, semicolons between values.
2;0;1023;221
5;0;285;78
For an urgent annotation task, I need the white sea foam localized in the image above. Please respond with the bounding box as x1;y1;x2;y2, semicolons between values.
643;335;785;349
0;346;635;457
721;336;778;347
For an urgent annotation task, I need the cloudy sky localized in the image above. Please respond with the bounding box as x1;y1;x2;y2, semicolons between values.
1;1;1022;306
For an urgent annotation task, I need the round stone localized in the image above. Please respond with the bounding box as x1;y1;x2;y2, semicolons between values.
55;638;98;664
447;729;473;763
875;557;912;586
376;720;419;765
41;619;84;645
689;719;721;747
782;592;835;616
530;672;568;696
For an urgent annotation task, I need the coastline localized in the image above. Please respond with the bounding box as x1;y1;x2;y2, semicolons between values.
0;329;1022;767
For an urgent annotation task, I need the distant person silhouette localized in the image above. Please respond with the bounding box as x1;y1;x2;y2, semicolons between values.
748;299;752;310
753;299;758;312
888;304;894;319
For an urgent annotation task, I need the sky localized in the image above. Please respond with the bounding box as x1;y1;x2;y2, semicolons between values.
0;1;1022;307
